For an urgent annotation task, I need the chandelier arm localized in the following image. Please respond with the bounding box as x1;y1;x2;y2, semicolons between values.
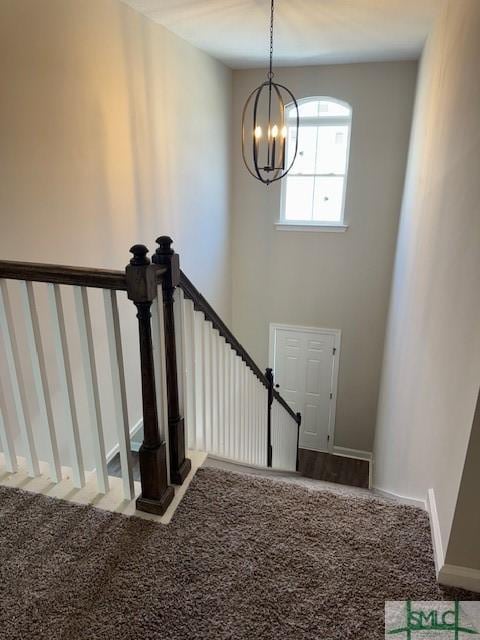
269;82;300;179
272;82;286;169
252;84;268;180
241;85;266;182
271;168;282;182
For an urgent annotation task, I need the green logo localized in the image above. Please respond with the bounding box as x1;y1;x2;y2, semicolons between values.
387;601;478;639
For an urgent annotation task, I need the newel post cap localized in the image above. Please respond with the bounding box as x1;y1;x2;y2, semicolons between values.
126;244;156;302
154;236;174;258
153;236;180;286
129;244;150;266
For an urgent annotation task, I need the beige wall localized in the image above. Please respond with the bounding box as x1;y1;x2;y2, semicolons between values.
230;62;417;451
374;0;480;566
445;391;480;571
0;0;232;468
0;0;232;316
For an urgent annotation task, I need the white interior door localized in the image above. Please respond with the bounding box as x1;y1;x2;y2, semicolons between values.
270;324;339;452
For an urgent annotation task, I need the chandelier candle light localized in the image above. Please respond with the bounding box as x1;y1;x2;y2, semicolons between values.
242;0;299;185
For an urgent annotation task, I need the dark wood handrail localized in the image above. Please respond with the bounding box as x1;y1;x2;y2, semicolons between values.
179;269;300;425
0;259;166;291
180;270;268;385
0;259;128;290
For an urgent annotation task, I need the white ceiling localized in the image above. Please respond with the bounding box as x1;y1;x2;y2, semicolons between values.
122;0;442;69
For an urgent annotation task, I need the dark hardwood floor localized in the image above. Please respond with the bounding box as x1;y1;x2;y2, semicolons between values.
298;448;370;489
108;449;369;490
107;451;141;482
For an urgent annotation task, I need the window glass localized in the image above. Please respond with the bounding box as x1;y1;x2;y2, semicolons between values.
290;126;317;174
284;177;314;221
282;98;351;225
313;177;344;221
287;100;350;119
297;101;319;117
315;125;349;175
317;100;350;117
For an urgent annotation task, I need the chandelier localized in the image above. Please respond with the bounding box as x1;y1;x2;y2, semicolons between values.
242;0;299;185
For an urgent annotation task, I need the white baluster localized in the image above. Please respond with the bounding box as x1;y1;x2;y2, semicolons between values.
237;359;242;461
174;287;186;417
211;328;219;455
0;279;39;476
242;367;247;463
257;382;263;465
21;281;62;482
259;383;265;465
0;378;17;472
202;321;212;452
229;348;236;459
255;382;260;466
236;356;242;460
262;386;268;464
193;311;204;450
248;370;257;464
224;341;231;459
245;367;250;462
48;284;84;487
252;380;257;465
74;286;109;494
183;299;196;450
103;289;134;500
241;364;247;462
217;335;225;457
250;374;255;464
230;353;236;460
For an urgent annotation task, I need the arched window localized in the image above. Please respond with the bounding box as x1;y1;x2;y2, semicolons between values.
280;97;352;228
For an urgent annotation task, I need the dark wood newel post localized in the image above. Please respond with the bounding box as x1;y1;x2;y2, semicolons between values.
126;244;174;515
152;236;191;485
295;412;301;472
265;367;274;467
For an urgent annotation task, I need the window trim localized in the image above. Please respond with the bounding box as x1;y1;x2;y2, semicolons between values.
279;96;352;229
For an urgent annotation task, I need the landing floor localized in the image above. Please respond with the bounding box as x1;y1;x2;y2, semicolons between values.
0;466;474;640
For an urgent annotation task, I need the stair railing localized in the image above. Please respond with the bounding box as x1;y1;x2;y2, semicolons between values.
162;236;301;471
0;236;301;518
0;247;174;515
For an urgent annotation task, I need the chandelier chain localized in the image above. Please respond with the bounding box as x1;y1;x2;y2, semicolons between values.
268;0;274;79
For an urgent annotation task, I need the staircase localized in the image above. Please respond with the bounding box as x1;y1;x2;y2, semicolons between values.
0;237;300;516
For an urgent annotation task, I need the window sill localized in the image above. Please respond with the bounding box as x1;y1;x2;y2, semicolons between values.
275;222;349;233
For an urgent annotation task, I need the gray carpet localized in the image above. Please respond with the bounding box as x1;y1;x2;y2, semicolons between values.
0;468;475;639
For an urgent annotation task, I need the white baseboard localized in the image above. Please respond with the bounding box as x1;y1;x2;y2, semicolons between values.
372;487;426;510
106;418;143;463
367;484;479;593
426;488;480;592
439;563;480;593
426;487;445;574
333;446;372;461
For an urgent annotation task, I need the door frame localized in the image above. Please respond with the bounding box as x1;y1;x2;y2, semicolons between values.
268;323;341;454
